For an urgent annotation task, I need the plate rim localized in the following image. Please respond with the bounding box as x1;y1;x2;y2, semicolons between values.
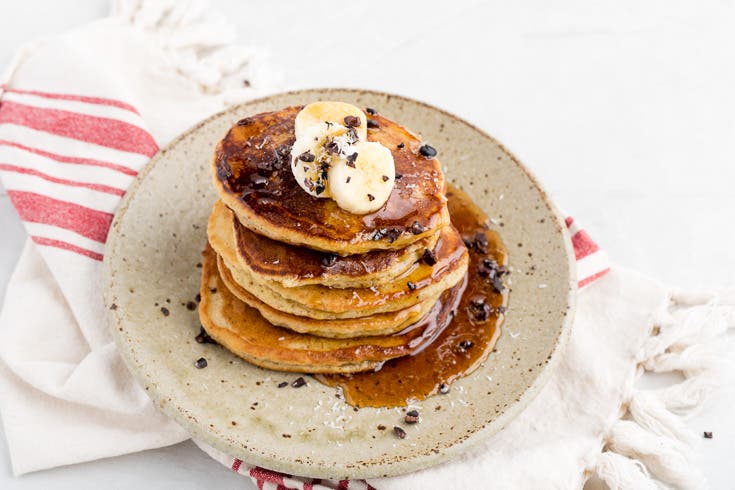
103;87;578;479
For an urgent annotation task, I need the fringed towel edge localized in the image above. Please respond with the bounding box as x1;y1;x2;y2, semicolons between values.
587;288;735;490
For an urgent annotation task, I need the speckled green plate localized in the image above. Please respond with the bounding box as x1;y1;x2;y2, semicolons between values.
103;89;577;479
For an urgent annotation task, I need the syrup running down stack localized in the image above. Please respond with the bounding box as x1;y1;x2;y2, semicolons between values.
199;102;509;407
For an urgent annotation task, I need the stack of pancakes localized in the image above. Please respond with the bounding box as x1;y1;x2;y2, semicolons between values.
199;106;469;374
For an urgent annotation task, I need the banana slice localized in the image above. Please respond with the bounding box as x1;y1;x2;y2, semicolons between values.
295;101;367;141
328;141;395;214
291;124;333;198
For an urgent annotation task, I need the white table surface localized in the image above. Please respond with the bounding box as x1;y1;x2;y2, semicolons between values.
1;1;734;488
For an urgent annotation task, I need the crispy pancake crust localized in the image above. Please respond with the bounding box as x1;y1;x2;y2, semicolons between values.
212;106;450;255
199;245;450;373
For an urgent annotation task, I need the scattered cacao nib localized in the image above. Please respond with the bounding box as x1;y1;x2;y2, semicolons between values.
243;79;251;87
382;228;402;243
210;287;217;293
324;121;334;128
325;138;340;155
345;127;359;143
216;160;232;180
411;221;425;235
458;340;474;351
110;303;117;310
321;254;338;267
497;265;509;276
483;257;498;269
195;293;201;303
397;142;405;149
277;381;288;388
299;151;315;162
367;119;380;129
186;301;197;311
395;173;403;180
344;115;361;127
160;307;170;316
473;232;489;253
419;144;437;158
405;410;420;424
462;235;473;248
439;383;450;394
367;193;375;201
393;426;407;439
371;229;384;240
469;295;493;322
382;175;390;182
477;260;497;279
421;248;437;266
236;117;254;126
314;182;326;195
377;424;387;430
346;152;358;167
704;431;713;439
407;281;417;291
365;107;377;115
195;327;217;344
195;357;208;369
471;303;492;322
292;377;307;388
346;176;351;183
256;160;273;174
250;174;268;188
276;144;290;158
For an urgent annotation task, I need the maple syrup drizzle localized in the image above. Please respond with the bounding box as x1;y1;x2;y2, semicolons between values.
317;186;508;407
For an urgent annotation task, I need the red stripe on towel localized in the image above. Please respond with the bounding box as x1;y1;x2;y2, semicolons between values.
0;139;139;176
0;163;126;196
8;191;112;243
0;101;158;157
1;86;142;114
31;236;103;261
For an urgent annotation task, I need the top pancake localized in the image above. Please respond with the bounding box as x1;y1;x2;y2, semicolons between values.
212;106;450;255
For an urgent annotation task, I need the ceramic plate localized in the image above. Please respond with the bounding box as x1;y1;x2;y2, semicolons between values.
104;89;577;479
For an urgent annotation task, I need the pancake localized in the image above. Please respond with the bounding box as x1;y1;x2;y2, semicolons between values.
199;245;461;373
217;253;441;338
231;204;439;288
208;203;469;319
220;236;467;319
212;106;450;255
